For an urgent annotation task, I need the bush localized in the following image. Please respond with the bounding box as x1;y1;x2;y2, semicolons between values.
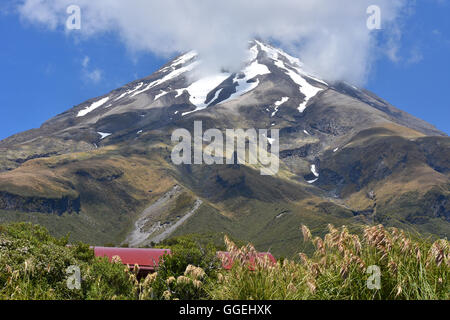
0;223;84;300
0;223;137;300
149;235;221;300
83;257;138;300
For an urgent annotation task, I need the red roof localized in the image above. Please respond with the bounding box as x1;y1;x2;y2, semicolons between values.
217;251;277;270
94;247;171;271
93;247;276;272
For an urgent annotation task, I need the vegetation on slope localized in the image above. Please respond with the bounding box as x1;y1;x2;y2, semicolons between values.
0;222;448;300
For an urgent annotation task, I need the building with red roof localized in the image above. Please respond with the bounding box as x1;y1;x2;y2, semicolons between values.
94;247;171;277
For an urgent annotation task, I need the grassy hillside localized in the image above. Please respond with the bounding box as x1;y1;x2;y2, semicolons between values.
0;127;448;255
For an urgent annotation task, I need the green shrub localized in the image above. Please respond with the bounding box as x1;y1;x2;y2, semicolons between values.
149;235;221;300
0;223;84;300
0;223;137;300
82;257;138;300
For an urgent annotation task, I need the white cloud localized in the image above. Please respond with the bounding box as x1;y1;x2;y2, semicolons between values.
406;48;423;65
80;55;102;84
81;55;90;68
17;0;408;85
84;69;102;84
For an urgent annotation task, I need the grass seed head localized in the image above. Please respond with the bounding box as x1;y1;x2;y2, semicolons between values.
162;290;172;300
301;225;312;243
177;275;191;285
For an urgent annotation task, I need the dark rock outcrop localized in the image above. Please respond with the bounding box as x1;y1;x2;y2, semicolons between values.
0;192;81;215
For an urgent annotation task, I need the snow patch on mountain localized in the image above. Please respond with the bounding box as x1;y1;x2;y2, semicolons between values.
255;40;327;86
311;164;319;177
182;46;271;115
97;132;112;139
186;73;230;108
274;59;323;113
208;88;224;105
181;74;229;116
154;90;169;100
77;97;110;117
218;60;270;106
113;51;199;102
170;51;198;68
255;40;325;113
174;89;185;98
132;59;200;98
262;133;276;145
271;97;289;117
307;164;319;184
160;51;198;73
114;82;144;101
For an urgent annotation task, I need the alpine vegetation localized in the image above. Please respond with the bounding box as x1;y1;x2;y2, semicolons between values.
0;223;448;300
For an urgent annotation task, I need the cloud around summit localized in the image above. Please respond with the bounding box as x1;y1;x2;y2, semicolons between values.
17;0;408;85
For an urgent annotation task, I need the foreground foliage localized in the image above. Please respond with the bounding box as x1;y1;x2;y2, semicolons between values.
208;225;449;300
0;223;138;300
0;223;448;300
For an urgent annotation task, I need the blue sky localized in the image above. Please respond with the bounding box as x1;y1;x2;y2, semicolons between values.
0;1;449;140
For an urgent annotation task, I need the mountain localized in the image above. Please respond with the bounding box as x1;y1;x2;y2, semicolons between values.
0;40;448;256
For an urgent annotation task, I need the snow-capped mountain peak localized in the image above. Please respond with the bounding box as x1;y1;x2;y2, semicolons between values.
74;40;331;121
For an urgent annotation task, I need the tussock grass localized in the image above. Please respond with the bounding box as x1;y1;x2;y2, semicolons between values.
206;224;449;300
